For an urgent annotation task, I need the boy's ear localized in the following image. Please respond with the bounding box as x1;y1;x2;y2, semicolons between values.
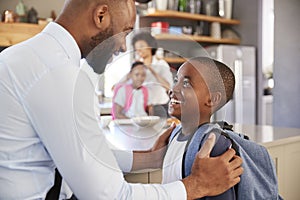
93;4;110;30
206;92;222;107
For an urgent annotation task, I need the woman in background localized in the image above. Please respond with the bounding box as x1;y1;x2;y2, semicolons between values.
131;31;173;118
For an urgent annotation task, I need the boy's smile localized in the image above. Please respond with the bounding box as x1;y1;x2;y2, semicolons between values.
168;93;183;119
170;98;182;105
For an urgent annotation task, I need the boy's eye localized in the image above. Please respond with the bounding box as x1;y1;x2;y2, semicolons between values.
183;79;191;87
174;77;191;87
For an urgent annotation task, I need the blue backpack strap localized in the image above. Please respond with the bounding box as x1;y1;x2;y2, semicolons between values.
183;123;236;200
183;123;220;177
212;120;234;131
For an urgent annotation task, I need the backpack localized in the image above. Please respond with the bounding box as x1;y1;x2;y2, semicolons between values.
111;83;148;119
169;122;283;200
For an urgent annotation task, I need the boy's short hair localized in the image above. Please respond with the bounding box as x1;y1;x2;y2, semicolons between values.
189;57;235;106
131;32;158;55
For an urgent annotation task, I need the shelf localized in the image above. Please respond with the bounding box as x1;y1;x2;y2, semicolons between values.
164;57;187;63
154;33;240;44
142;10;240;25
0;22;46;46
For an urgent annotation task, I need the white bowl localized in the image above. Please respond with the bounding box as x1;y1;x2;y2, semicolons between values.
99;115;112;128
131;116;160;128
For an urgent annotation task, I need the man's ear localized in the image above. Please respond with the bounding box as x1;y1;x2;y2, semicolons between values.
93;5;110;30
206;92;222;107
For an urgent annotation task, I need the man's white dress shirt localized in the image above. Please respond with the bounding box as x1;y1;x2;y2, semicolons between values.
0;22;186;199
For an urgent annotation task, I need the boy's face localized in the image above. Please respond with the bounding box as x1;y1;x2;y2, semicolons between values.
130;65;146;89
168;62;211;122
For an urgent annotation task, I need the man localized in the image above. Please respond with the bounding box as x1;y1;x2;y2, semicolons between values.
0;0;243;199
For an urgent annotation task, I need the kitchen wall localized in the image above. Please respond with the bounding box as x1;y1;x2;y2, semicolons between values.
273;0;300;128
233;0;263;125
234;0;300;128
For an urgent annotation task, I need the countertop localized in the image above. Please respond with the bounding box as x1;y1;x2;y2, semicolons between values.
233;123;300;146
102;119;300;150
103;119;166;151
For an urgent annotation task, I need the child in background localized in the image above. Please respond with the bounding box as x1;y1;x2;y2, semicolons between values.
112;61;153;119
163;57;281;199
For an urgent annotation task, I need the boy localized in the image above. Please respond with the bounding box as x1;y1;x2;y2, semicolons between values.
163;57;281;199
112;61;153;119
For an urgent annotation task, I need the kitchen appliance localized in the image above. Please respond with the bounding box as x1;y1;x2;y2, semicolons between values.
206;45;256;124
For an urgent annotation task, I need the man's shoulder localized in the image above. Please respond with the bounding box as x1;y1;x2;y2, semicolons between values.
0;41;31;59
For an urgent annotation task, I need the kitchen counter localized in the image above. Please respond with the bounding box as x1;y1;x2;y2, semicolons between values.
103;119;167;151
103;122;300;150
233;123;300;145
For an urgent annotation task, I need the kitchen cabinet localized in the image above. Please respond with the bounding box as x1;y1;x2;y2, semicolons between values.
0;22;46;46
264;137;300;200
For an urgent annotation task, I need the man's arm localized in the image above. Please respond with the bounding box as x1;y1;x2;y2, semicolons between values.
131;122;176;171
